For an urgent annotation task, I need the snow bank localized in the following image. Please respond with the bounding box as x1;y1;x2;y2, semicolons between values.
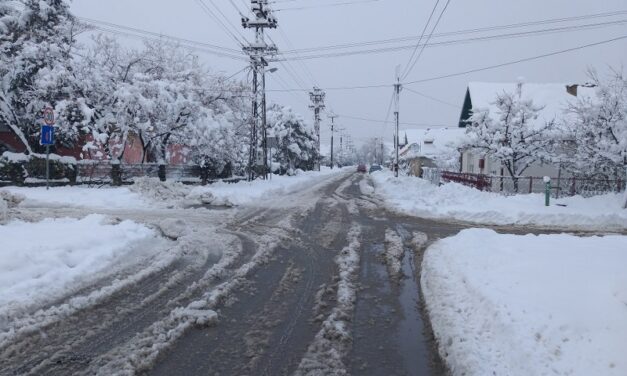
0;191;24;222
422;229;627;376
128;177;197;208
0;214;159;319
372;171;627;230
1;186;152;210
190;168;344;206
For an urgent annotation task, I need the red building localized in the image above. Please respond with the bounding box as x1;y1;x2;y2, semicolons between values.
0;125;191;165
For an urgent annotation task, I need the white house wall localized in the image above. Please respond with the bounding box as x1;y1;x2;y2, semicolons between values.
461;150;565;178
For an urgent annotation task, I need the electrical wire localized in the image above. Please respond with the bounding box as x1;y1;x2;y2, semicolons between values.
401;0;440;80
205;0;250;43
273;19;627;61
79;24;248;61
403;87;461;109
274;0;380;11
402;0;452;79
194;0;246;46
77;17;244;55
279;10;627;55
337;113;449;127
404;34;627;85
264;34;627;92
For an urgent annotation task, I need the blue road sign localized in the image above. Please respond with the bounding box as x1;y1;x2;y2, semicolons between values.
40;125;54;146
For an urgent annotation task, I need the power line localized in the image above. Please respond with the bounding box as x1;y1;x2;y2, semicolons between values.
195;0;246;46
77;17;245;55
265;34;627;92
274;0;380;11
337;113;450;128
205;0;250;42
404;34;627;85
401;0;441;79
403;87;461;109
273;19;627;61
279;10;627;55
402;0;452;79
79;23;248;61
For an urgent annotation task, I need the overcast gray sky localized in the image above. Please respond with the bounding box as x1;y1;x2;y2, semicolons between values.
71;0;627;147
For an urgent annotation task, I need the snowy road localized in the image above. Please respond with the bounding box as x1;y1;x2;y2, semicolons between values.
1;172;575;375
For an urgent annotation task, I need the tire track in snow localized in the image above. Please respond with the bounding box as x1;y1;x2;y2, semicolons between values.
294;224;362;376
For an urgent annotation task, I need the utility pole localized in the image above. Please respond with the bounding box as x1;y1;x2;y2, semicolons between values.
309;87;325;171
393;68;402;178
380;141;384;165
327;112;338;169
242;0;277;181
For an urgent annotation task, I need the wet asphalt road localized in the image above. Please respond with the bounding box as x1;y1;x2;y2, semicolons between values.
1;172;479;375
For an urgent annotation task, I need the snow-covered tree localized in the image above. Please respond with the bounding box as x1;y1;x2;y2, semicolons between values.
464;85;555;192
0;0;85;153
357;138;387;165
268;105;318;173
565;70;627;208
74;35;148;162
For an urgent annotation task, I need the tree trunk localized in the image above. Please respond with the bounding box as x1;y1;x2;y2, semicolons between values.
158;164;166;182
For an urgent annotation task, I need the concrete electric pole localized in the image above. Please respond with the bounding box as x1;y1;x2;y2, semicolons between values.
242;0;277;181
327;112;338;169
309;87;326;171
393;69;402;178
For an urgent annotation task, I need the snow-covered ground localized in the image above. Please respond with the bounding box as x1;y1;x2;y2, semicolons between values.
371;171;627;230
422;229;627;376
2;185;154;210
189;167;347;206
2;168;347;210
0;214;162;320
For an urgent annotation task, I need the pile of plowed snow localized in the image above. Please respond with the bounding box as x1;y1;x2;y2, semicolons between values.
0;191;24;222
128;178;233;208
0;214;162;321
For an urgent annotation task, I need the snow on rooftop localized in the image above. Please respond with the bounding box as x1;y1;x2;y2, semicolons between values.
400;127;465;165
467;82;596;126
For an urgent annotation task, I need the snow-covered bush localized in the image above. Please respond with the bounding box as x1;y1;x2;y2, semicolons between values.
0;152;76;185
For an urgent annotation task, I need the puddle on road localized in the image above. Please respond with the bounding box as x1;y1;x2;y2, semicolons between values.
396;243;432;374
351;234;439;376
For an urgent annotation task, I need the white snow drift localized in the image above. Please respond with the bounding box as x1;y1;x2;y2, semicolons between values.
190;167;345;206
422;229;627;376
0;214;160;319
371;171;627;230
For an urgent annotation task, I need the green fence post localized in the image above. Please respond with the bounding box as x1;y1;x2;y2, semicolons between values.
544;176;551;207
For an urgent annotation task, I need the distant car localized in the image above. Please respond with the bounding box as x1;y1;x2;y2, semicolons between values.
369;164;382;174
357;164;367;173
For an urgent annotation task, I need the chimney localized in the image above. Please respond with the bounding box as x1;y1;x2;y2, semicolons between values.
566;84;578;97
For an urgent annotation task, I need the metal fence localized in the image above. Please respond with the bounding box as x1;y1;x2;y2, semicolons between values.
76;162;202;185
435;170;625;198
1;161;245;187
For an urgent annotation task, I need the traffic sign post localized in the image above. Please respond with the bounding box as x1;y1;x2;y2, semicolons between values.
41;108;55;190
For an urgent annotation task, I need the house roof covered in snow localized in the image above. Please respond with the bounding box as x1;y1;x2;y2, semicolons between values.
459;82;597;128
399;127;465;167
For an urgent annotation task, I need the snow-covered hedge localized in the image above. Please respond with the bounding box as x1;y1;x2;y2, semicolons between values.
0;152;77;185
